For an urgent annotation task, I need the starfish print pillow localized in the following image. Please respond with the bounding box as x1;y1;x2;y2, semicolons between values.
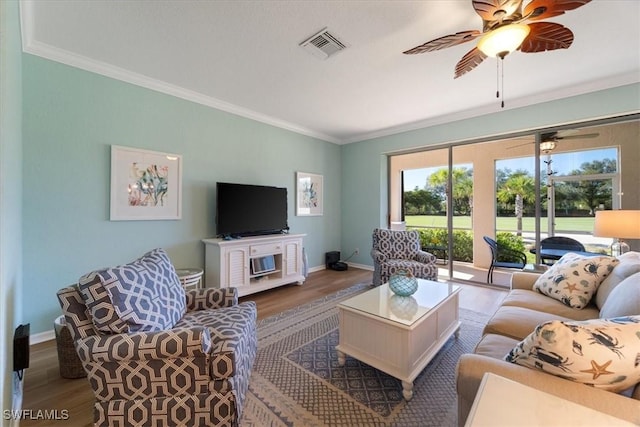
533;253;619;309
505;316;640;392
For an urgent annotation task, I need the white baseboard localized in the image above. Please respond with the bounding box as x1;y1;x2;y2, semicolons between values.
347;262;373;271
31;329;55;345
308;265;325;274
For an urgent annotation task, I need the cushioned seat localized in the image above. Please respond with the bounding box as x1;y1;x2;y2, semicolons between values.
483;305;575;341
501;289;600;320
370;228;437;286
472;333;520;359
57;248;257;427
457;252;640;427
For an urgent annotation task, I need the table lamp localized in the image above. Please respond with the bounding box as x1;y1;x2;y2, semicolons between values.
593;210;640;256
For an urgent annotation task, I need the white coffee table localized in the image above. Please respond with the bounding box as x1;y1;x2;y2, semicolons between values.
336;279;460;400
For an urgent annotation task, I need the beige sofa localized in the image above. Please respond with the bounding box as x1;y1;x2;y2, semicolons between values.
456;251;640;426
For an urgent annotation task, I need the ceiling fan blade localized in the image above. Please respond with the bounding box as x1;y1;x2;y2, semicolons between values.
507;141;535;150
507;131;598;149
454;47;487;79
519;22;574;53
403;30;481;55
473;0;523;22
524;0;592;22
556;133;599;140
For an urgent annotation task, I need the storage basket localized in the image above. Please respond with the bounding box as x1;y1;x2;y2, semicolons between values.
54;315;86;379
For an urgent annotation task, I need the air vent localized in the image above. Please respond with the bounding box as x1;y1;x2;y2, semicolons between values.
300;28;347;60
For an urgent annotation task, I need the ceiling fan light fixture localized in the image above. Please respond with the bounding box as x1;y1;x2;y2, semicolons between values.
477;24;530;58
540;141;556;152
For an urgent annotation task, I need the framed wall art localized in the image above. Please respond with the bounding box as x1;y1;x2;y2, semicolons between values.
110;145;182;220
296;171;323;216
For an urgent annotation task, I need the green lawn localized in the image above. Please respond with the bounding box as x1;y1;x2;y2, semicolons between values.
405;215;596;233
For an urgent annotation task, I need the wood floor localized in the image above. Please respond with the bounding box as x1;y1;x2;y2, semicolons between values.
21;268;506;426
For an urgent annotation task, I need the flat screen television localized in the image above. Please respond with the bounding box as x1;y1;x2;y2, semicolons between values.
216;182;289;238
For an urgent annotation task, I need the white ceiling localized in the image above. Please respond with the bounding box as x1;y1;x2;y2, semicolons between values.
20;1;640;144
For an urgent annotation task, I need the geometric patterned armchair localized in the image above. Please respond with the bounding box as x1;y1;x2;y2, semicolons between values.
56;248;257;427
371;228;438;286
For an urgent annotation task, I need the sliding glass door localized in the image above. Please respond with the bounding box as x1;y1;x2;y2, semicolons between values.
388;116;639;287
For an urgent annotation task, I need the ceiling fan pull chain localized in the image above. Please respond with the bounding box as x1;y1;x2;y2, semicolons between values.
496;59;500;99
501;57;505;108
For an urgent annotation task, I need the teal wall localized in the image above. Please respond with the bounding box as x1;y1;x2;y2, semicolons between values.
22;55;342;334
1;0;23;418
340;84;640;267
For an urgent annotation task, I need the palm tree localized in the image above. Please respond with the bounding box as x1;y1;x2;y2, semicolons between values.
497;172;535;236
428;167;473;216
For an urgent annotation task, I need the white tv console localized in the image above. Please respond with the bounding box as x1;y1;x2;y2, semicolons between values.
202;233;306;297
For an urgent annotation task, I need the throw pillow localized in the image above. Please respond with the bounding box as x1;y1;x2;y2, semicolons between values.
505;316;640;392
599;272;640;318
79;248;186;333
595;251;640;309
532;253;619;309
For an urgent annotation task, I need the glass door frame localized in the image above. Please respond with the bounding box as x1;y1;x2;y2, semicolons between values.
388;113;639;283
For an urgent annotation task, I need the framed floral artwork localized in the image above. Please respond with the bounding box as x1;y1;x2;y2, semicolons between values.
110;145;182;220
296;172;323;216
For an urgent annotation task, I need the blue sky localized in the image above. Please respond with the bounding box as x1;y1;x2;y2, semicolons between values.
403;147;618;191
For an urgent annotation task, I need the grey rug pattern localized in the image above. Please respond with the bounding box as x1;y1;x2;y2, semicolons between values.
240;283;490;427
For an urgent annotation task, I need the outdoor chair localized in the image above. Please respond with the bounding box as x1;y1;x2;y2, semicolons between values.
371;228;437;286
539;236;586;265
56;248;257;427
483;236;527;284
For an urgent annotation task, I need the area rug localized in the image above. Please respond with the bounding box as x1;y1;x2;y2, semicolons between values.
240;283;490;427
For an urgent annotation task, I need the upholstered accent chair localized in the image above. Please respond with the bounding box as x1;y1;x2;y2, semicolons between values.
57;248;257;427
371;228;438;286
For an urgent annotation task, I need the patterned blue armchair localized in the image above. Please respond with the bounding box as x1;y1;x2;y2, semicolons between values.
56;248;256;427
371;228;438;286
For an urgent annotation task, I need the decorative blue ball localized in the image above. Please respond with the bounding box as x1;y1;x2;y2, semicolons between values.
389;270;418;296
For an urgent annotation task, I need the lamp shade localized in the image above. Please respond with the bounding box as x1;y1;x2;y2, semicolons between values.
539;141;556;153
477;24;530;58
593;210;640;239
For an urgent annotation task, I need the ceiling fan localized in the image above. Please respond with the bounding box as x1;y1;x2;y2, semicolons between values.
509;130;600;152
403;0;592;79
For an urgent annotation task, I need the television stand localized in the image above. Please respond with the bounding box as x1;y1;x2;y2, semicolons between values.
202;234;306;297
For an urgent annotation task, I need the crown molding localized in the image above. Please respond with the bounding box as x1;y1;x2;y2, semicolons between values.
342;72;640;144
24;41;342;144
18;1;639;147
19;2;339;144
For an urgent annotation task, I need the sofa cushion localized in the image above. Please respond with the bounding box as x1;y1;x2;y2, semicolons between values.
483;305;576;341
473;333;521;359
79;248;186;333
599;272;640;318
533;253;619;309
595;251;640;309
505;316;640;392
501;289;600;320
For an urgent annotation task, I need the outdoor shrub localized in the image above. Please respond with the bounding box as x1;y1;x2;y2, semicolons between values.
413;228;473;262
412;228;526;264
496;232;525;252
451;230;473;262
